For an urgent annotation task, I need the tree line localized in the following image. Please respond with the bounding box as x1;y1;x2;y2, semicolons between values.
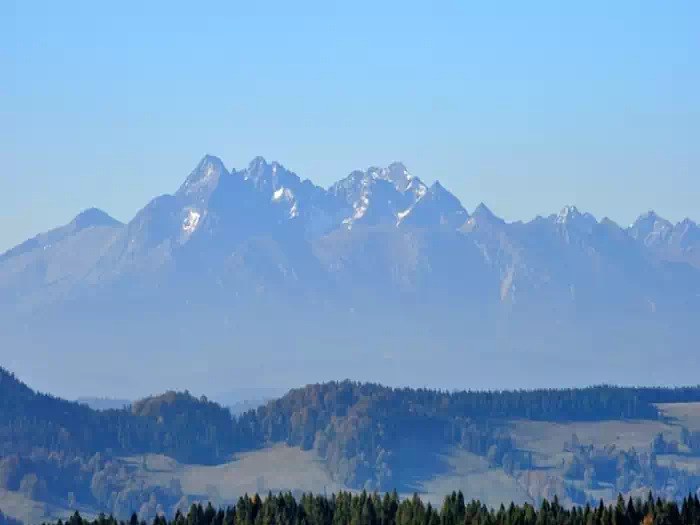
31;491;700;525
0;509;22;525
5;368;700;496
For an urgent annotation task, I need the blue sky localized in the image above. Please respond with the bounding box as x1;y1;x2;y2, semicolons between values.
2;1;698;252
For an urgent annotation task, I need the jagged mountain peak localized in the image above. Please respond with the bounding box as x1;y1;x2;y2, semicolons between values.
176;154;229;204
5;152;700;370
331;169;366;190
461;203;505;233
243;156;304;192
599;217;621;229
639;209;663;220
201;153;225;165
397;180;468;229
425;180;461;201
552;205;597;233
472;203;504;224
0;207;123;263
674;219;700;249
678;217;698;228
628;210;673;247
544;205;599;244
345;162;424;195
630;210;672;229
387;161;408;171
248;155;269;170
70;208;122;231
425;180;459;202
382;162;414;192
624;212;699;262
555;205;592;222
192;154;227;176
473;203;494;218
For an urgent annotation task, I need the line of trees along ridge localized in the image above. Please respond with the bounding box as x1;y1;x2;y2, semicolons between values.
31;492;700;525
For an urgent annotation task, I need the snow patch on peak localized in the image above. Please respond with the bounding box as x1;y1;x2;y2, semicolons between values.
556;205;579;222
374;162;420;194
272;187;295;202
397;208;412;221
196;154;225;171
406;178;427;199
182;209;201;234
353;196;370;219
628;210;673;247
289;203;299;219
555;205;597;227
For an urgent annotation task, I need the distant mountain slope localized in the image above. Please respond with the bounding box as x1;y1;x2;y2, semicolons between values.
629;212;700;268
0;209;123;311
2;155;700;392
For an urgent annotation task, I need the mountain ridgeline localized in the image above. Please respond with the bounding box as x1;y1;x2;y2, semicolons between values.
2;155;700;392
5;366;700;460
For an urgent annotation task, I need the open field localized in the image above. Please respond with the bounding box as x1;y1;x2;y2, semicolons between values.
509;419;678;457
122;445;346;504
121;404;700;509
0;489;79;525
658;403;700;432
410;450;533;508
6;403;700;523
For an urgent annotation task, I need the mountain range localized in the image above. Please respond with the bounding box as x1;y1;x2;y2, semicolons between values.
2;155;700;395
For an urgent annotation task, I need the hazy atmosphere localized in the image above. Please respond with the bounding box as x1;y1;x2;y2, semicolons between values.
3;3;700;525
3;1;699;253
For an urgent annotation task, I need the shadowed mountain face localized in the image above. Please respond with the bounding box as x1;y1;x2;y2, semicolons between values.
2;155;700;396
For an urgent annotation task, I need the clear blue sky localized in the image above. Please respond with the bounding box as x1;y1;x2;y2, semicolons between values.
2;1;698;252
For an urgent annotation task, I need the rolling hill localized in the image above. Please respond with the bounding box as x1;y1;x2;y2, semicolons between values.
4;367;700;523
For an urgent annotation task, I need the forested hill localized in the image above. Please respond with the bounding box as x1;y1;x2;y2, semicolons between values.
241;382;700;489
0;367;237;464
254;382;700;423
5;366;700;503
5;367;700;463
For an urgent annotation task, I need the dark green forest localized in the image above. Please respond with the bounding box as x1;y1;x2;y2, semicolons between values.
4;366;700;516
5;365;700;464
26;492;700;525
0;509;22;525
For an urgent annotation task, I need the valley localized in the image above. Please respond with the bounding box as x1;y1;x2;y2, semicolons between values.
4;368;700;524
